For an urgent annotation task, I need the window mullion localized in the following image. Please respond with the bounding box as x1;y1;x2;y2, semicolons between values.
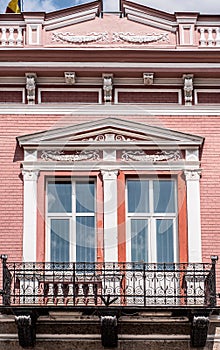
71;180;76;262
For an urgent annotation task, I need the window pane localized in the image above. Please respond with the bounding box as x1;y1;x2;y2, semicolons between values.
48;182;72;213
153;180;175;213
51;219;69;262
76;217;95;262
131;219;148;262
127;180;149;213
156;219;174;263
76;182;95;213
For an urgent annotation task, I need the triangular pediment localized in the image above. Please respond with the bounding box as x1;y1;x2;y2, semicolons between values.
44;1;177;48
17;117;204;149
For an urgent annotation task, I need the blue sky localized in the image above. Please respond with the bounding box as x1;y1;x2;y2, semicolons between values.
1;0;220;14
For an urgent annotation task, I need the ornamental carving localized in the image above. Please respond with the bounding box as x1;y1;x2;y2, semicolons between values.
52;32;108;44
83;133;135;142
183;74;194;106
121;150;181;162
41;150;100;162
184;169;201;181
112;32;169;44
25;73;37;105
103;74;113;103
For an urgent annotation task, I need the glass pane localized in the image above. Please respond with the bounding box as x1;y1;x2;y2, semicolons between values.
76;217;95;262
76;182;95;213
48;182;72;213
51;219;69;262
156;219;174;263
153;180;175;213
131;219;148;262
127;180;149;213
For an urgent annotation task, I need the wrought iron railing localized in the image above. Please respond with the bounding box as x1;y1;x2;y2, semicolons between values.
0;256;217;308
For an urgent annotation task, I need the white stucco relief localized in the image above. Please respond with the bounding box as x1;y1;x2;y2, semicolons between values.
82;133;135;142
52;32;108;44
121;150;182;162
112;32;169;44
51;31;170;45
41;150;100;162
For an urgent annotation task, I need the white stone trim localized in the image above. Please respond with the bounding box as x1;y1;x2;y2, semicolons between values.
184;169;202;262
0;88;25;104
3;62;220;69
3;104;220;115
194;89;220;105
22;169;39;261
114;88;182;104
101;170;119;262
38;87;102;104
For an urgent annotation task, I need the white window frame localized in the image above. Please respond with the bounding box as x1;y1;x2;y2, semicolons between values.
46;178;96;262
126;178;178;263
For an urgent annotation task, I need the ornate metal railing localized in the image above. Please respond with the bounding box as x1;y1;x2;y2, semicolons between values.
0;256;217;308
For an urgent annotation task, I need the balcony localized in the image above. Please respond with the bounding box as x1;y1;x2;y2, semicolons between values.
0;256;218;348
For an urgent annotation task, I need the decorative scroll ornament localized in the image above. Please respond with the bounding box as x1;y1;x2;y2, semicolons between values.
41;150;100;162
113;32;169;44
183;74;194;106
191;315;209;348
25;73;37;105
103;74;113;103
52;32;108;44
83;133;135;142
122;150;181;162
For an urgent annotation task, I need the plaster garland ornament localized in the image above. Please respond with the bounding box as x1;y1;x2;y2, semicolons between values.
121;150;182;162
41;150;100;162
25;73;37;105
82;133;135;142
112;32;169;44
183;74;194;106
52;32;108;44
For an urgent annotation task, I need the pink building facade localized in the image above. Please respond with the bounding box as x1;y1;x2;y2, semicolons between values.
0;1;220;349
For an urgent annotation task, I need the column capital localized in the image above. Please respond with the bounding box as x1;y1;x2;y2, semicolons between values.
101;169;119;181
184;169;201;181
22;169;39;181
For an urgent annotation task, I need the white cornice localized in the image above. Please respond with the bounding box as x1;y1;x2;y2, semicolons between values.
2;76;220;87
1;62;220;69
2;104;220;115
44;8;99;31
124;5;177;32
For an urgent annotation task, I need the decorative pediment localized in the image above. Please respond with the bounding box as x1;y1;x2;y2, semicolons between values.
44;1;177;48
17;117;204;150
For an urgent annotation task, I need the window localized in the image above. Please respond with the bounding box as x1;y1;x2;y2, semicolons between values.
47;179;96;262
126;179;178;263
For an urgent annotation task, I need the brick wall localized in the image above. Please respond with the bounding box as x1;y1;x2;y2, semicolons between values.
118;92;179;104
40;91;99;103
0;113;219;284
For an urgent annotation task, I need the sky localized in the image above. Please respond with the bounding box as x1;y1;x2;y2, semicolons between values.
1;0;220;14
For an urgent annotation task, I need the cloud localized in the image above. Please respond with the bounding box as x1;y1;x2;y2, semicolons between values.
136;0;220;13
24;0;57;12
